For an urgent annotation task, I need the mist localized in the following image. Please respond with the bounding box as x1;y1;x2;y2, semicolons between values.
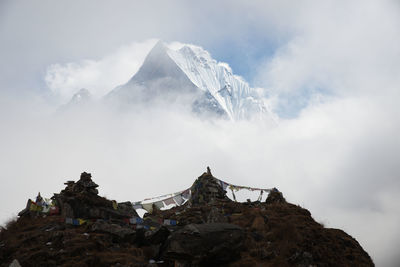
1;0;400;266
1;90;399;266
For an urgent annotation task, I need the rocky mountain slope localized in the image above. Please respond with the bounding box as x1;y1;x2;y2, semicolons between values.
0;171;373;266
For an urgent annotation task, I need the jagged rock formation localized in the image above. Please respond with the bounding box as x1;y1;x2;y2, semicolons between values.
0;171;374;267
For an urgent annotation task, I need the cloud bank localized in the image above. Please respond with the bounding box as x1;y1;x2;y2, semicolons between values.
1;1;400;266
45;39;157;101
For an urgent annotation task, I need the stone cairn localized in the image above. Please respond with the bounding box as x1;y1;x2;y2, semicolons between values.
52;172;138;220
189;167;229;205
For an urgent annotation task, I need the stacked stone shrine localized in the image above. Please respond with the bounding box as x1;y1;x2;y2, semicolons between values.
189;167;230;205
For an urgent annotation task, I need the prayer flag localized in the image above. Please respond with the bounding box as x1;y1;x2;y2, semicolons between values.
164;219;177;226
154;201;164;210
49;206;59;215
182;189;191;199
173;195;184;205
133;204;143;210
142;203;153;213
163;197;175;206
42;205;50;213
129;217;143;224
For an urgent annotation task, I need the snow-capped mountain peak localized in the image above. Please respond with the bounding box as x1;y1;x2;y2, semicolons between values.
108;41;269;120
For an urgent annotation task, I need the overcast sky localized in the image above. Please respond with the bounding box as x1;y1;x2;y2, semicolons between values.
1;1;400;266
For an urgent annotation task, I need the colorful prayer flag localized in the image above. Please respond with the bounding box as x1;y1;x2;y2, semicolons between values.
112;200;118;210
163;219;177;226
49;206;59;215
129;217;143;224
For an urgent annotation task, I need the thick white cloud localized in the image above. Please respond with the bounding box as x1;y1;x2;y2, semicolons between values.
1;94;399;266
1;1;400;266
45;39;157;100
255;0;400;115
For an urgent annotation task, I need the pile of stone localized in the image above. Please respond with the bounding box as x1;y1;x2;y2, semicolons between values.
52;172;138;220
265;188;286;204
189;167;229;205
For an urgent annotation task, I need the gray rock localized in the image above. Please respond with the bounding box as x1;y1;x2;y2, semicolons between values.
163;223;244;265
91;221;135;240
9;259;21;267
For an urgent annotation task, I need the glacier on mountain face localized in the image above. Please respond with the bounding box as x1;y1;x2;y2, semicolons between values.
107;41;269;121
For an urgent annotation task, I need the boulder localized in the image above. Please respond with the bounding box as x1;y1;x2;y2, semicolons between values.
91;221;135;241
163;223;244;266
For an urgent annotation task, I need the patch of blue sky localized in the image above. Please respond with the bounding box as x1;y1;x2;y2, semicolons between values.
203;35;279;83
275;85;335;119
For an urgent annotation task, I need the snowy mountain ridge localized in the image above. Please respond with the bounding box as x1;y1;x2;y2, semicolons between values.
107;41;270;121
165;42;266;120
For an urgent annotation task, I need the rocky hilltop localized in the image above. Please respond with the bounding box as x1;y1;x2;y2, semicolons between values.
0;170;374;266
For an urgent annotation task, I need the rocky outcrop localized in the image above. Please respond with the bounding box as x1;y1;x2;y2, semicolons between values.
0;170;374;267
162;223;244;266
51;172;139;220
265;188;286;204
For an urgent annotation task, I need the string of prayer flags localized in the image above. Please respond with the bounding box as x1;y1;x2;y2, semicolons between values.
131;176;274;213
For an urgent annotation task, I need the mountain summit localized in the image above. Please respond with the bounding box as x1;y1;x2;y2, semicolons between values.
107;41;270;120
